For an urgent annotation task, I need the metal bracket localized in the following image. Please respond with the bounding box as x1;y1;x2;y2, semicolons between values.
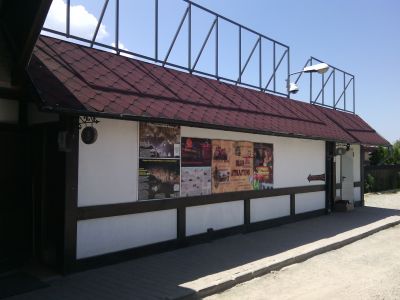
79;116;99;130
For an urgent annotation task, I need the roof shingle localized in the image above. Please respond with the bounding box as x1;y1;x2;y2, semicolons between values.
28;36;389;146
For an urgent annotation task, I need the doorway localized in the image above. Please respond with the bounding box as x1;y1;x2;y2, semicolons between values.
341;149;354;203
30;124;65;271
0;128;31;273
0;123;65;274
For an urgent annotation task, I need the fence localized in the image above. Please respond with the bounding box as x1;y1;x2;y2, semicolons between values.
364;164;400;192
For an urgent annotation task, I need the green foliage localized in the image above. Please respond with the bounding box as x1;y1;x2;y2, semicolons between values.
364;173;375;193
369;140;400;165
369;146;389;165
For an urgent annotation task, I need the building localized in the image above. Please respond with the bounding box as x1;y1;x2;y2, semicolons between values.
0;0;389;274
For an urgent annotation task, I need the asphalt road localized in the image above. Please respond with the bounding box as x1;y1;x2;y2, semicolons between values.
207;191;400;300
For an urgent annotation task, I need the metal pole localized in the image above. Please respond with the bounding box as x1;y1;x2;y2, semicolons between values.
259;37;262;89
215;17;218;78
239;26;242;83
353;77;355;113
333;69;336;109
91;0;110;47
116;0;119;54
273;42;276;92
343;73;346;111
163;7;189;66
287;46;290;97
66;0;70;37
188;3;191;70
155;0;158;60
322;72;324;105
310;59;312;104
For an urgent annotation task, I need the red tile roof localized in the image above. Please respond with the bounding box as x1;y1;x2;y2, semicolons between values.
28;36;389;146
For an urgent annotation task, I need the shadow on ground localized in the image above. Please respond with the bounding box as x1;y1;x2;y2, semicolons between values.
9;205;400;300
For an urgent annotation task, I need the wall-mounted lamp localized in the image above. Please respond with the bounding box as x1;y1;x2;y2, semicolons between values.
79;116;99;144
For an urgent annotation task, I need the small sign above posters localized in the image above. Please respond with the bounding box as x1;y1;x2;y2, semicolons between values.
138;159;180;200
251;143;273;190
181;137;212;196
139;123;180;158
181;137;212;167
212;140;254;193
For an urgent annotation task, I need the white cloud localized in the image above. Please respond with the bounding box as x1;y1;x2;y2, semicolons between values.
111;42;133;57
111;42;128;51
43;0;108;41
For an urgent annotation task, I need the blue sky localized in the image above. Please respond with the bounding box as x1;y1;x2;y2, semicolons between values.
43;0;400;143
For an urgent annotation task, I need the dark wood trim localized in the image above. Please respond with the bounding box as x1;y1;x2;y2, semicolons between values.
335;182;361;189
77;185;325;221
365;164;400;171
244;199;250;226
177;207;186;242
0;85;23;99
73;239;180;273
63;116;79;274
41;106;353;145
360;146;365;206
325;141;335;213
71;209;325;272
290;194;295;216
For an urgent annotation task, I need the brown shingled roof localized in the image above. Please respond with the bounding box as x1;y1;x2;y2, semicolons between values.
27;36;389;146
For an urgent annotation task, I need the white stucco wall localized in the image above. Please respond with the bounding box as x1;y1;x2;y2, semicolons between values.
295;191;325;214
76;119;328;257
352;144;361;182
186;201;244;236
0;98;18;123
78;118;139;206
76;209;177;259
335;155;341;184
250;195;290;223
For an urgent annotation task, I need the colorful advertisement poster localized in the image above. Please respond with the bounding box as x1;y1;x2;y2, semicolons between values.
139;123;180;158
138;159;180;200
181;137;212;167
181;167;212;196
251;143;273;190
212;140;254;193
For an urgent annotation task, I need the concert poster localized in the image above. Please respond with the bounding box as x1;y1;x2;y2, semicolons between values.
138;159;180;200
251;143;274;190
139;123;180;158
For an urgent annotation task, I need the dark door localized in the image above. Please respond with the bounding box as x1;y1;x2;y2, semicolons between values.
31;125;65;270
0;129;31;272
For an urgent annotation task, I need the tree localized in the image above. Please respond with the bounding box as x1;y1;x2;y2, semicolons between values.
369;146;389;165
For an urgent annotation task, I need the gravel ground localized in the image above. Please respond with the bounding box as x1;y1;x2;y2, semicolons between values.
206;190;400;300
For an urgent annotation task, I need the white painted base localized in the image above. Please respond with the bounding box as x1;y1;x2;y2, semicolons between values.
250;196;290;223
76;209;177;259
295;191;325;214
186;201;244;236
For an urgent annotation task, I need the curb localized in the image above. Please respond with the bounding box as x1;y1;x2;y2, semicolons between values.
177;219;400;300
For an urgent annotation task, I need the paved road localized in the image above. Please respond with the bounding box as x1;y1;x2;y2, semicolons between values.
207;191;400;300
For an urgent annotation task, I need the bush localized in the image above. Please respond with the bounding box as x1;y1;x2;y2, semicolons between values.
364;173;375;193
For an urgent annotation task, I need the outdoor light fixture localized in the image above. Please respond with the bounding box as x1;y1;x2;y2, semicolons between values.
79;116;100;144
287;62;330;95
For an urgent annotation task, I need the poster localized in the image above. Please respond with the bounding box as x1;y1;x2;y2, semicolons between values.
251;143;273;190
212;140;254;193
139;123;180;158
138;159;180;200
181;167;212;196
181;137;212;167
